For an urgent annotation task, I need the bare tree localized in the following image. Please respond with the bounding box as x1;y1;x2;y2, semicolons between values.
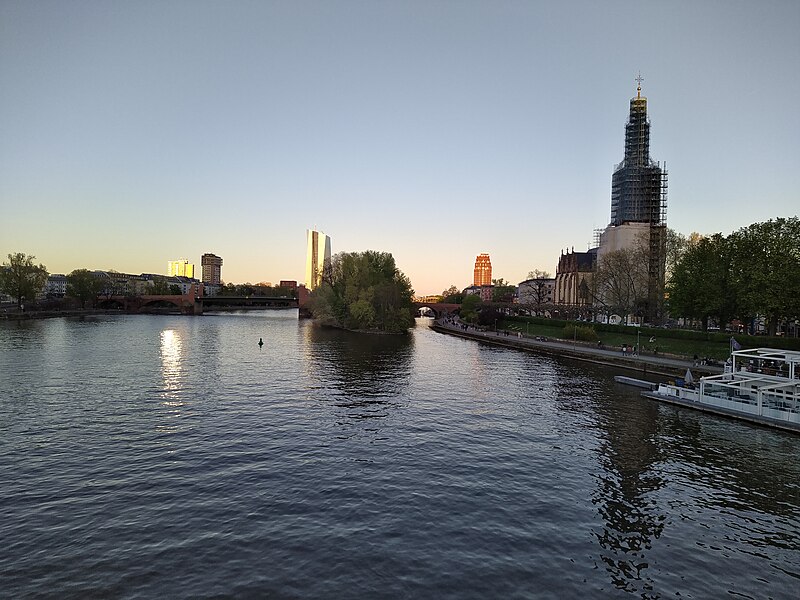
521;269;553;314
592;247;648;324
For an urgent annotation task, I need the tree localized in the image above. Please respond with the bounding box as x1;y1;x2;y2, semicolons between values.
526;269;551;280
665;228;689;283
441;285;463;303
592;246;649;323
491;278;516;303
66;269;103;309
150;279;171;295
460;293;481;323
522;270;553;312
309;250;415;333
667;233;737;330
731;217;800;335
0;253;48;311
169;284;182;295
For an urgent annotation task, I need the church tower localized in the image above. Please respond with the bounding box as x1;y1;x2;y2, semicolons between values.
605;75;668;323
609;75;667;227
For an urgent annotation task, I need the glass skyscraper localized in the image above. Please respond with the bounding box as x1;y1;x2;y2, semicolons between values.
305;229;331;291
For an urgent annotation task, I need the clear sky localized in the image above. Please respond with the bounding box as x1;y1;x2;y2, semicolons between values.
2;1;798;295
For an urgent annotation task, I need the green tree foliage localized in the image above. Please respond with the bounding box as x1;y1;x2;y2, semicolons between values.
491;278;516;303
667;218;800;334
477;304;503;328
66;269;104;309
563;324;599;342
441;285;463;303
667;234;737;330
0;252;48;310
169;284;182;295
309;250;415;333
150;279;171;295
665;228;689;283
731;217;800;335
460;293;481;323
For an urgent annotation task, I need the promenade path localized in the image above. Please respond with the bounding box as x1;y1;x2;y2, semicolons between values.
432;319;725;380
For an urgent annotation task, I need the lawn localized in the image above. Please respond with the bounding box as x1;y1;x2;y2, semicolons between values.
500;318;734;361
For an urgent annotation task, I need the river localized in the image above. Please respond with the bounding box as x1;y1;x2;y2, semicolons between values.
1;312;798;599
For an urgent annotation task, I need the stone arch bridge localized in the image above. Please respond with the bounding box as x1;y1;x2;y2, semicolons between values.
413;302;460;318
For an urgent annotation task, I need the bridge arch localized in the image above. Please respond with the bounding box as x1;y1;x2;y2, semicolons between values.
413;302;460;319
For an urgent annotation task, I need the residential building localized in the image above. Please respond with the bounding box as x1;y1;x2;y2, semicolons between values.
473;253;492;287
45;274;67;297
201;253;223;285
305;229;331;291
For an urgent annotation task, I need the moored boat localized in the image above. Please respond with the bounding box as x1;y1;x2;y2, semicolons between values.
642;348;800;433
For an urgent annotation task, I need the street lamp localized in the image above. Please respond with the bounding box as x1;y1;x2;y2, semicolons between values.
637;326;641;356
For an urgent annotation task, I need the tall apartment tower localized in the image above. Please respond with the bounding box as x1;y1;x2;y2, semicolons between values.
201;253;223;285
305;229;331;291
167;258;194;278
473;253;492;286
608;76;668;322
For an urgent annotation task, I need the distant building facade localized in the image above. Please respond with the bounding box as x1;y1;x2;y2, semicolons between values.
45;274;67;297
305;229;331;291
555;248;596;307
279;280;298;290
167;259;195;279
473;253;492;287
201;253;223;285
518;277;555;306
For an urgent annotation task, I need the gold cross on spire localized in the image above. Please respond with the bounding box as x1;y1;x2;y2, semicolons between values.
635;72;644;98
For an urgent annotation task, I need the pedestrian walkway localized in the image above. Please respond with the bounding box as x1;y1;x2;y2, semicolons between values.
432;319;724;378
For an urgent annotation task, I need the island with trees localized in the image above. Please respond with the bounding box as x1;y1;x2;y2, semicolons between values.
307;250;415;334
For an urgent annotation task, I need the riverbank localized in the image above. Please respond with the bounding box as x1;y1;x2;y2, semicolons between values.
1;308;126;320
431;320;723;379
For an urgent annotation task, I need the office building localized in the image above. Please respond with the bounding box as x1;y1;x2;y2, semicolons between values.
201;253;223;285
473;253;492;287
167;259;195;279
305;229;331;291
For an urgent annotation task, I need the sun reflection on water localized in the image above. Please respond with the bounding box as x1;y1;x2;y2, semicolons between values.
158;329;187;431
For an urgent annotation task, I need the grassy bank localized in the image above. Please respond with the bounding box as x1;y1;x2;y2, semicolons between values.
501;316;800;361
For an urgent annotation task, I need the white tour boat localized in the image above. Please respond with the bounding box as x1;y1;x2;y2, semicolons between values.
642;347;800;433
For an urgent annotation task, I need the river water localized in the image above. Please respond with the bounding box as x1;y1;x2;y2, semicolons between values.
1;312;798;599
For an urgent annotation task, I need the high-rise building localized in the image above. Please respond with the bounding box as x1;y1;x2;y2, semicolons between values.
167;258;194;279
305;229;331;290
473;253;492;287
201;253;223;285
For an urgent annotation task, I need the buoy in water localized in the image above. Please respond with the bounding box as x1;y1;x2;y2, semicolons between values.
258;338;264;347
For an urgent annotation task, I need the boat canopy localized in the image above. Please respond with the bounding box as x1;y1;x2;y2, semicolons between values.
731;348;800;379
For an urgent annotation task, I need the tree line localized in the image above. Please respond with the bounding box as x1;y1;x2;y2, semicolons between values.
667;217;800;335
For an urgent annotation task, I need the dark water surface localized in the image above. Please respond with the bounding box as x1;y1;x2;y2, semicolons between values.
1;313;798;599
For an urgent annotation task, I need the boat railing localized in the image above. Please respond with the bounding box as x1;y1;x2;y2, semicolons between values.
699;373;800;423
